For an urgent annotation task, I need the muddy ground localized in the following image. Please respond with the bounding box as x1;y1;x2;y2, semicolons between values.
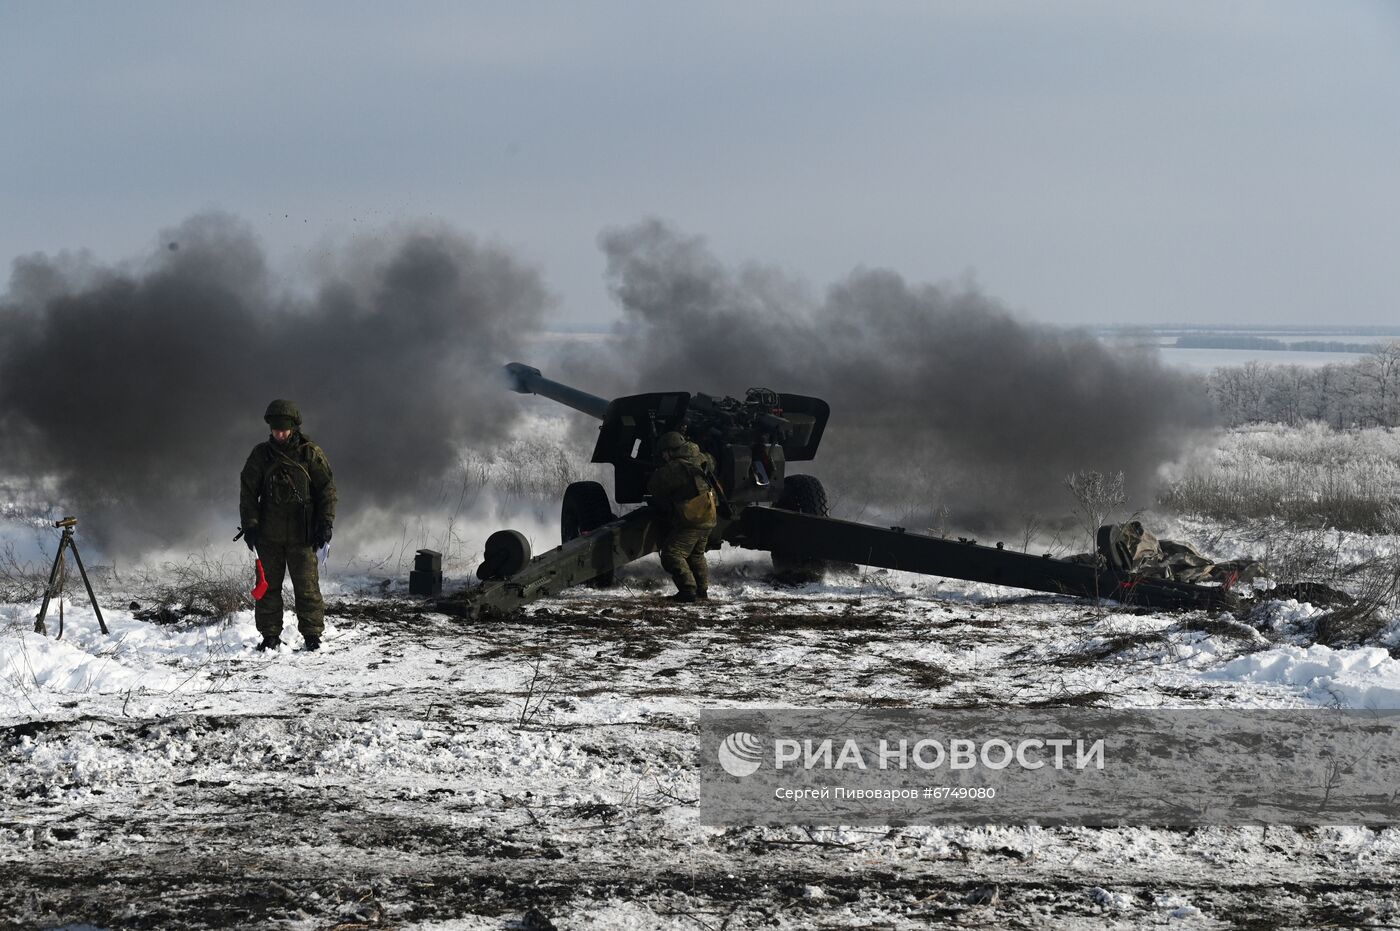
4;584;1399;930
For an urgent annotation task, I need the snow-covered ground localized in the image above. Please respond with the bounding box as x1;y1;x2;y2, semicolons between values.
5;412;1400;928
4;548;1400;929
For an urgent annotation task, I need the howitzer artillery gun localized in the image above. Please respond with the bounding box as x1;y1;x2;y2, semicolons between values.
438;365;1239;618
502;362;829;508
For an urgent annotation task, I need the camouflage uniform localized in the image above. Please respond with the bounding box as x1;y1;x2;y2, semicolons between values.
240;402;337;643
646;436;718;599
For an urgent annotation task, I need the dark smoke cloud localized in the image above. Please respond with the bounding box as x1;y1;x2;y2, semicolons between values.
2;213;1215;558
0;213;549;556
562;219;1215;530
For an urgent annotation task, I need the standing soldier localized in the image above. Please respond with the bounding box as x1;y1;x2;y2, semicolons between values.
646;431;718;602
240;399;337;651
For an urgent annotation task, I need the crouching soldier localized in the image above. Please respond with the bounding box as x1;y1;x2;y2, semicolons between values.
240;399;337;651
646;431;718;602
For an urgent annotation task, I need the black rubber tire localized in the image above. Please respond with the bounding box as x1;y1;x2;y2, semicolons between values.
770;474;830;584
562;481;618;587
477;529;532;581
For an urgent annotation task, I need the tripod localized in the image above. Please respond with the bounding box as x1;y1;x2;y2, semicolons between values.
34;517;108;638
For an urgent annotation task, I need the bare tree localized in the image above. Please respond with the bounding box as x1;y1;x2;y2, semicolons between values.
1209;344;1400;429
1019;512;1045;554
1357;341;1400;427
1064;470;1126;555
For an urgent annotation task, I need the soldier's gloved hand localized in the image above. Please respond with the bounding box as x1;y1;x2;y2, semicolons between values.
313;522;332;549
244;527;258;552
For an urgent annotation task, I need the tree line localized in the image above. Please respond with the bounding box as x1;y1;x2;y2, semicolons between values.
1177;335;1375;353
1209;342;1400;428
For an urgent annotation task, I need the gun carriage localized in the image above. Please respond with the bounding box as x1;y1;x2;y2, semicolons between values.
438;364;1238;618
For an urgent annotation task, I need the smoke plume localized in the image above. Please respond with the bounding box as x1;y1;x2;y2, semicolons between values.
0;213;549;556
2;214;1216;559
561;219;1215;531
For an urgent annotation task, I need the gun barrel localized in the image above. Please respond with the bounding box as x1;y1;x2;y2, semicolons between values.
504;362;611;420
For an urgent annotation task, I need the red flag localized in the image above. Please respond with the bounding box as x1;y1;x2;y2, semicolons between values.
251;559;269;601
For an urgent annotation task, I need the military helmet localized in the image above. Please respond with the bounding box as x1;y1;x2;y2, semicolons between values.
657;431;688;454
263;399;302;427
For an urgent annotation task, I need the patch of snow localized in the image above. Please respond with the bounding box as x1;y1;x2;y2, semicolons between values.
1203;644;1400;708
1088;886;1134;910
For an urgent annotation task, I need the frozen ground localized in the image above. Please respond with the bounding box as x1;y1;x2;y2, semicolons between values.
4;554;1400;930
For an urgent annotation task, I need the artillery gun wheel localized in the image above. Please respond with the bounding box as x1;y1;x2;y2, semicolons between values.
562;481;618;588
770;474;830;584
477;529;531;581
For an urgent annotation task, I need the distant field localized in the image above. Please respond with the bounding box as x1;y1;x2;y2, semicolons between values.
1158;346;1366;370
1095;326;1400;371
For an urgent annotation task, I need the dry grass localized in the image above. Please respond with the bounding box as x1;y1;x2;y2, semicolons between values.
1159;424;1400;533
1311;555;1400;647
130;552;251;625
0;543;47;604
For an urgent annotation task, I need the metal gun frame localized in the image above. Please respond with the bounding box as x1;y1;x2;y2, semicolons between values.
438;366;1238;618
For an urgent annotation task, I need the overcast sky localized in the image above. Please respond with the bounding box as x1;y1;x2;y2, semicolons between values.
3;1;1398;327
